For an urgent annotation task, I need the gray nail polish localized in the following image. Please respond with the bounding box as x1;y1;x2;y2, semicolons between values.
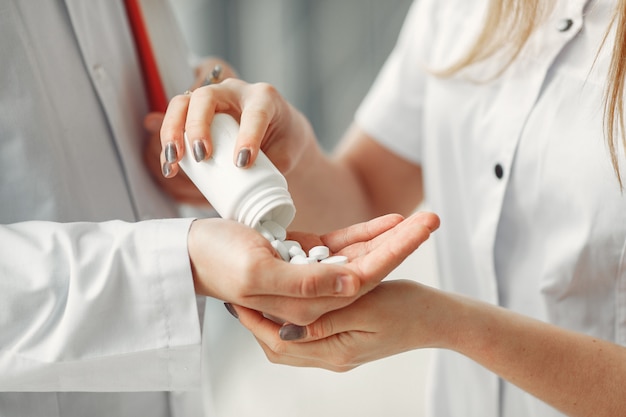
193;140;206;162
164;142;177;163
279;324;306;341
224;303;238;319
162;161;172;177
236;148;251;168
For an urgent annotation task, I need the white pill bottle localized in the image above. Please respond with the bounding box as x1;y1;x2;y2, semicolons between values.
178;113;296;229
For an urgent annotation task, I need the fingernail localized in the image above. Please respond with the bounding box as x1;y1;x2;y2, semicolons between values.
236;148;251;168
335;275;354;295
224;303;239;319
193;140;207;162
164;142;178;163
279;324;306;341
162;161;172;177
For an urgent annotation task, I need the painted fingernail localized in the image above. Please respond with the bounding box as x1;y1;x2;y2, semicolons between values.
279;324;306;341
162;161;172;177
193;140;207;162
224;303;239;319
164;142;178;163
236;148;251;168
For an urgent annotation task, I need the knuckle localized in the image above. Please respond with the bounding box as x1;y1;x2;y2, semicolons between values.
299;275;320;298
332;364;355;373
267;339;288;356
193;85;217;101
184;118;207;134
262;347;281;364
220;77;244;89
332;350;356;368
160;124;180;143
169;93;190;107
253;81;279;98
307;317;334;339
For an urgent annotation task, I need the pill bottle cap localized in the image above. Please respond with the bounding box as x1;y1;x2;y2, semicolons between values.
237;185;296;229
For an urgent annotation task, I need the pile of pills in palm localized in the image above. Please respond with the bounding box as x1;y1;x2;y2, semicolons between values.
255;220;348;265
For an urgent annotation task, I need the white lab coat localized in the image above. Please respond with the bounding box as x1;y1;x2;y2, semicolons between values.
0;0;211;415
356;0;626;416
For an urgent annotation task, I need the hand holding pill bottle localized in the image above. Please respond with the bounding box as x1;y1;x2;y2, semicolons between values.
180;113;358;324
179;113;296;230
179;113;348;266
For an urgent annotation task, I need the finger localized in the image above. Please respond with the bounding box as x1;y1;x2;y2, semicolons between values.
278;293;371;343
235;82;282;168
349;212;439;288
258;337;351;372
159;152;177;178
160;94;191;174
361;211;439;256
184;87;219;161
236;304;359;371
255;258;360;298
321;213;405;253
235;306;326;364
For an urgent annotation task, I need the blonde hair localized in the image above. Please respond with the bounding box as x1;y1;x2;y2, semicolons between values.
439;0;626;188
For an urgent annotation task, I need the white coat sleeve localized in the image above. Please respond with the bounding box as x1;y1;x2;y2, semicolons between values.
0;218;202;392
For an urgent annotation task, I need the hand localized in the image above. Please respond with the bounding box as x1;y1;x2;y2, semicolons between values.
143;57;238;204
143;112;208;204
189;211;439;325
159;77;316;179
231;279;446;371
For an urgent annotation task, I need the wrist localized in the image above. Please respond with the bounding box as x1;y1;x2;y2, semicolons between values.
436;291;504;362
187;218;212;296
403;283;491;353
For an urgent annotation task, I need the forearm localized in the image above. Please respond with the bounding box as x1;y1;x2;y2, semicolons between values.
286;133;374;234
285;123;423;234
441;292;626;417
0;220;201;391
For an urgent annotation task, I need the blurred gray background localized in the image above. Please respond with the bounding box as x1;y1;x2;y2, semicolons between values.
170;0;412;150
168;2;439;417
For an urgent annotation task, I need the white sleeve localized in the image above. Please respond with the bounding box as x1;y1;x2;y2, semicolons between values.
355;0;434;166
0;218;202;392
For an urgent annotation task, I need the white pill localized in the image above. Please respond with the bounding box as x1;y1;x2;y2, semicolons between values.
288;246;306;258
320;255;348;265
255;224;275;242
271;239;291;262
261;220;287;241
283;240;302;251
308;245;330;261
289;255;316;264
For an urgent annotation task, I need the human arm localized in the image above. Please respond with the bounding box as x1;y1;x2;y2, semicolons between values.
286;123;424;232
0;219;201;391
159;77;424;232
0;210;438;391
232;279;626;417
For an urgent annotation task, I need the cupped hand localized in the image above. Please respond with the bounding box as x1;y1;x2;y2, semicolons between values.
189;211;439;325
232;279;448;372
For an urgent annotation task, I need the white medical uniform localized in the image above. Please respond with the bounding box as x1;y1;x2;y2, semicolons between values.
356;0;626;416
0;0;210;415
